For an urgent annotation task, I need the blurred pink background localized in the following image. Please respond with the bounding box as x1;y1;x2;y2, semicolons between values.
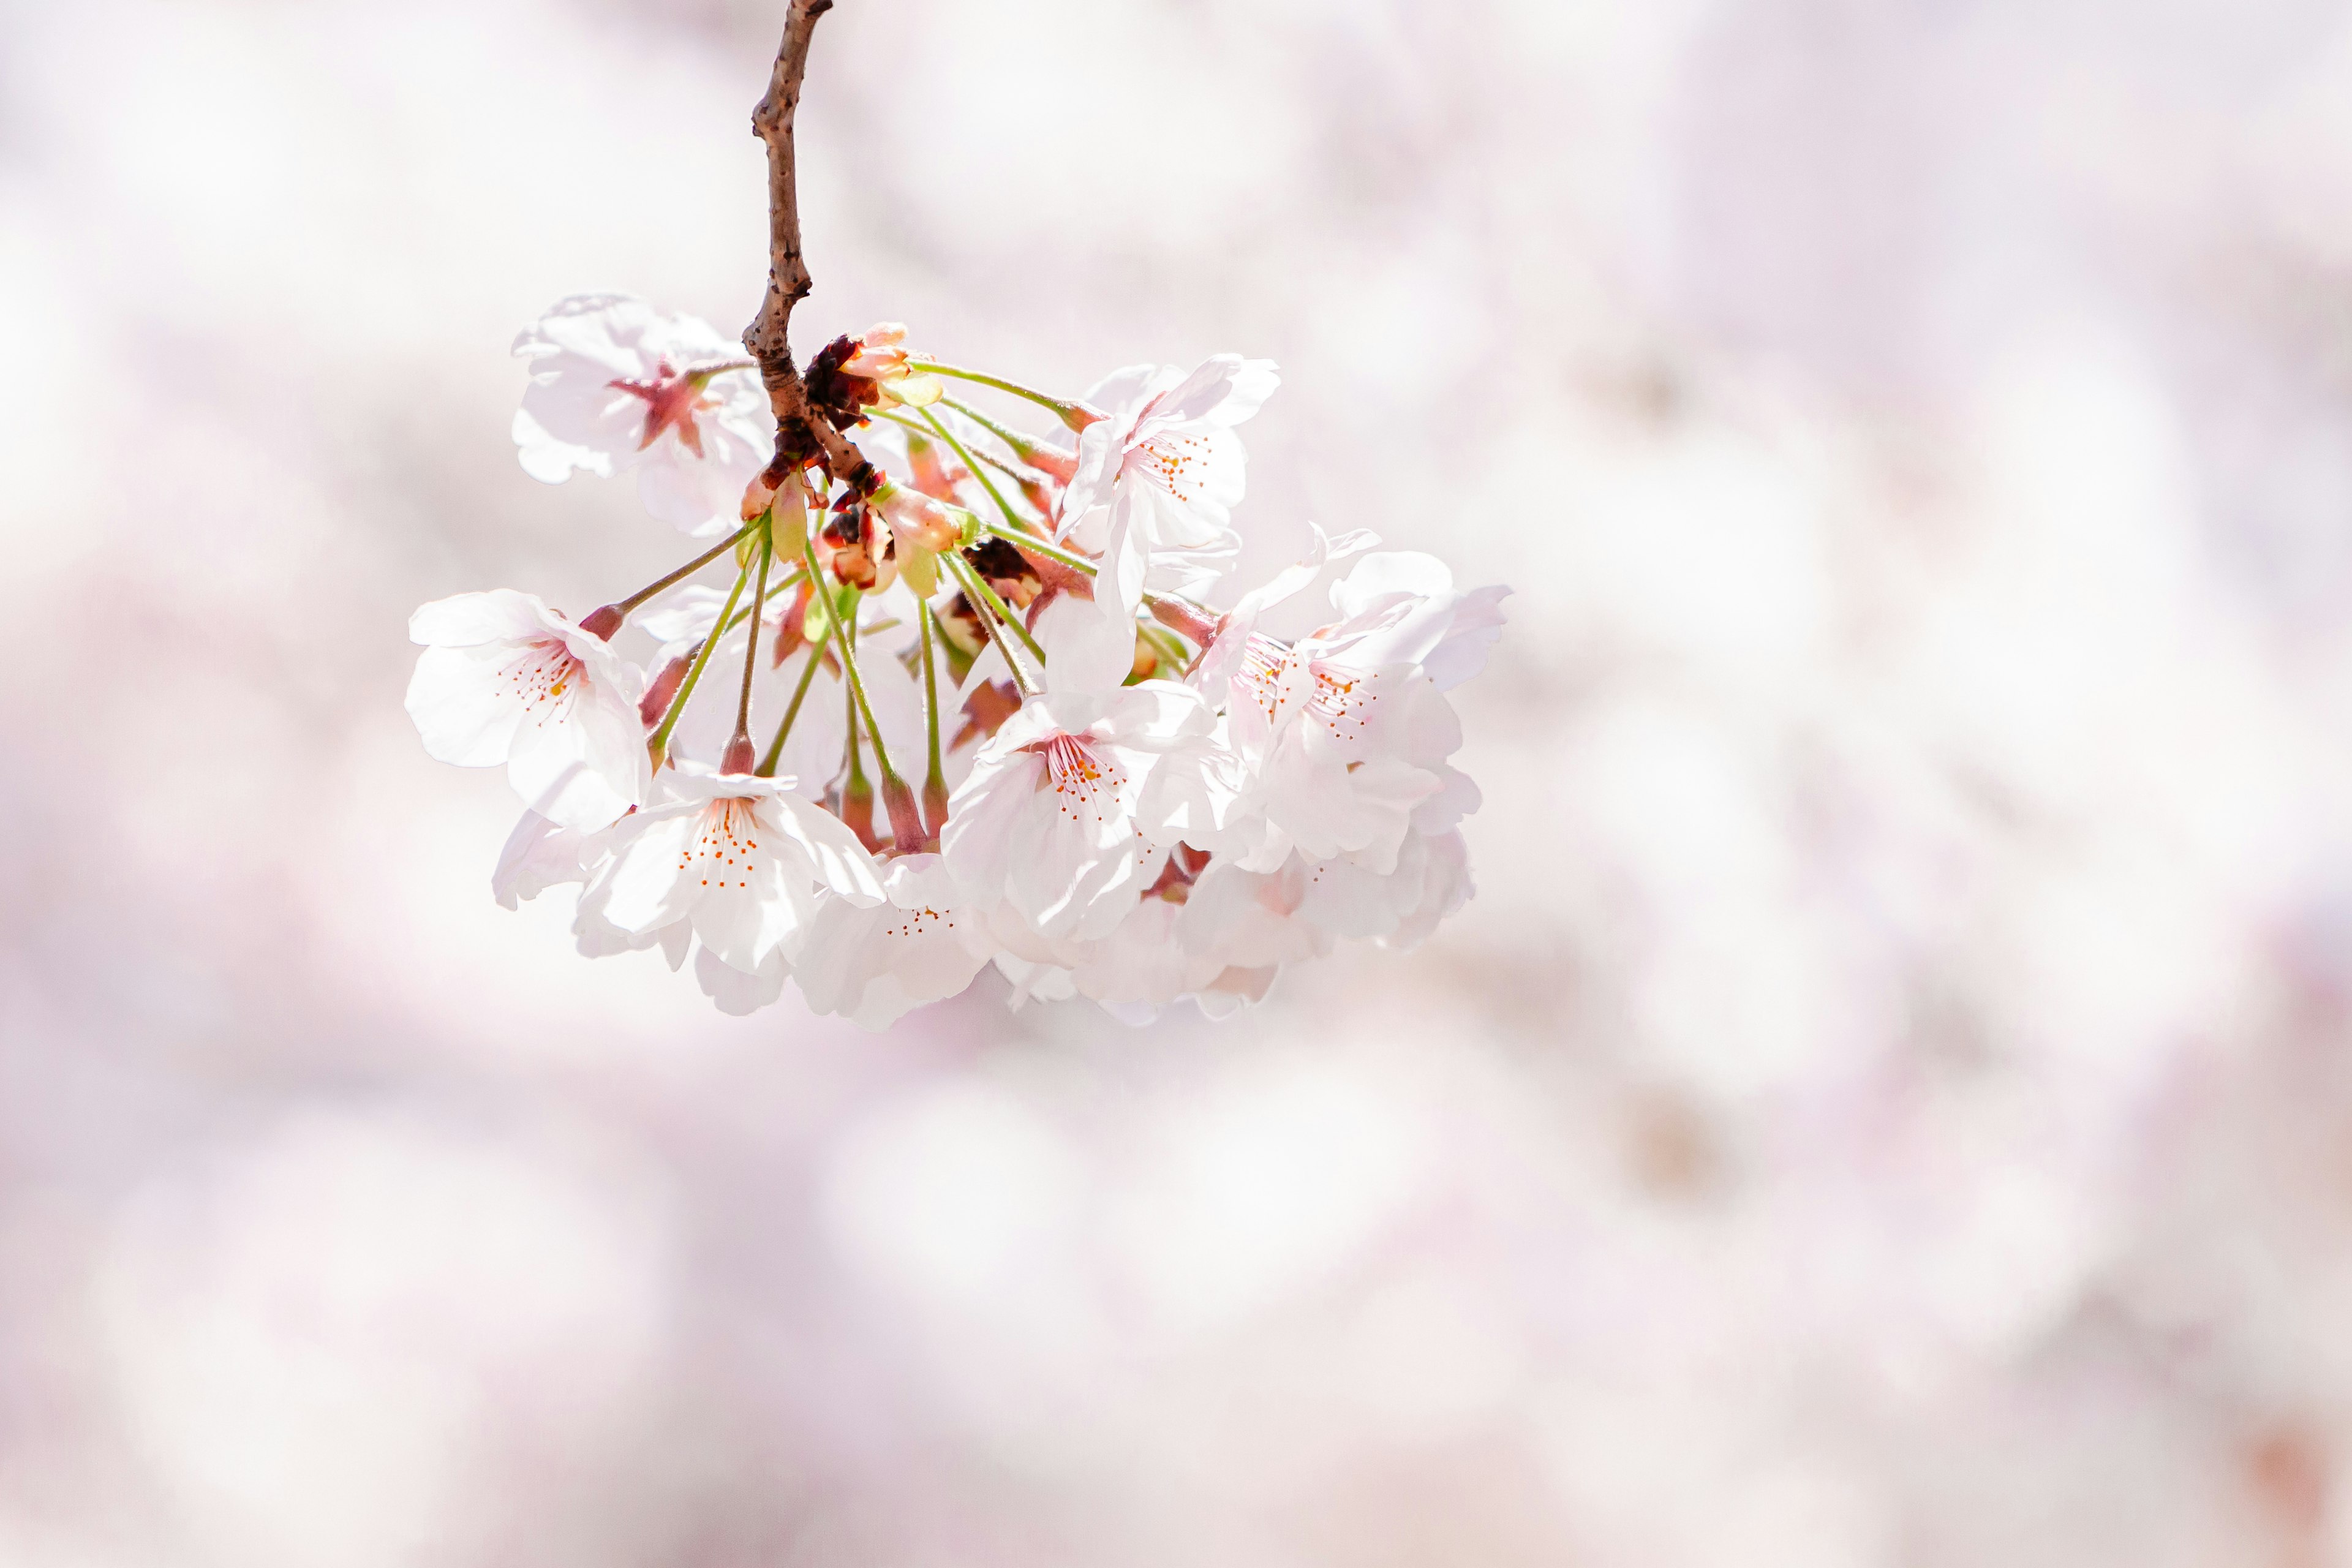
8;0;2352;1561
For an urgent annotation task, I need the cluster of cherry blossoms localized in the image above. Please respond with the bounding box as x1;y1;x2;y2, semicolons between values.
407;293;1507;1027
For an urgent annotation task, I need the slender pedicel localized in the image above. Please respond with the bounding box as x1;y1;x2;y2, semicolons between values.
755;589;839;777
917;407;1026;535
946;550;1039;696
873;407;1023;535
948;548;1047;667
938;395;1075;482
919;600;949;833
647;558;751;767
721;529;775;774
829;591;926;848
579;523;755;638
905;358;1096;431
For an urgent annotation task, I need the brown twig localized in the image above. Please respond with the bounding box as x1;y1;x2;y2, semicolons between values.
743;0;875;491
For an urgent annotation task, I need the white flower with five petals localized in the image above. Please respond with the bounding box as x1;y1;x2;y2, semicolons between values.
573;765;884;991
793;854;990;1030
513;293;772;535
406;590;649;829
1058;355;1279;611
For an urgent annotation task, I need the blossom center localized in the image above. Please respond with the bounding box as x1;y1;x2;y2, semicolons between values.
682;797;764;890
1025;731;1126;821
609;358;725;458
1235;633;1291;725
501;638;588;725
1129;428;1212;503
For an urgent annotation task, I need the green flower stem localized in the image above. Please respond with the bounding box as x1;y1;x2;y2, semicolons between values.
916;407;1026;534
755;595;839;778
647;557;752;763
613;523;755;617
732;529;775;741
938;395;1059;469
831;601;904;788
919;601;949;830
907;359;1091;429
946;550;1038;696
949;549;1047;667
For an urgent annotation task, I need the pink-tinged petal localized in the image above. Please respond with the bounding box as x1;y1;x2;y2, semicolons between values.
696;946;790;1016
1379;830;1472;952
1197;965;1281;1018
491;810;589;911
408;589;549;649
1065;900;1219;1007
1420;586;1512;691
1411;766;1481;835
1150;355;1278;428
405;646;529;767
759;794;887;906
940;748;1046;902
690;840;802;973
1080;362;1174;419
1035;586;1135;699
506;702;641;829
635;440;761;535
581;808;702;936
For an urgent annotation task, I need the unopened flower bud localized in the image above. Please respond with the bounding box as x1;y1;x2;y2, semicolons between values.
873;480;963;555
839;322;910;380
903;430;969;500
741;472;778;524
638;652;693;728
840;322;943;409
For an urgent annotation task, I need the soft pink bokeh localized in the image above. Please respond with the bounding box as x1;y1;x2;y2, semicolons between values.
7;0;2352;1561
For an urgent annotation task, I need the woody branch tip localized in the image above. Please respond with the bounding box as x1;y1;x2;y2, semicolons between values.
742;0;870;488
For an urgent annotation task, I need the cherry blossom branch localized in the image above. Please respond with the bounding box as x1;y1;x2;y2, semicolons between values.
742;0;875;490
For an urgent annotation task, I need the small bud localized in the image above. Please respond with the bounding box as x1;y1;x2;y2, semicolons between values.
903;430;969;500
1150;595;1219;646
873;480;963;555
741;471;778;524
639;652;693;728
839;322;910;380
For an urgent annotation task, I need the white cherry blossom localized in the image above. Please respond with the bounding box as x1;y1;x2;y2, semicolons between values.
512;293;772;535
940;682;1217;941
793;854;989;1029
573;766;884;990
1058;355;1279;612
407;590;649;829
491;809;596;910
